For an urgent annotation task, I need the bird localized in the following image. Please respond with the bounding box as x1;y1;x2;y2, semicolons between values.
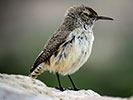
29;4;113;91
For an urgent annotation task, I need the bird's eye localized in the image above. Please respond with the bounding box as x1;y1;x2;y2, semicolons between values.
83;13;93;18
88;15;93;18
84;13;89;17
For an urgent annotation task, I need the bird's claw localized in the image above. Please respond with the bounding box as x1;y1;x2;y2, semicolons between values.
55;87;64;91
65;87;79;91
56;87;79;91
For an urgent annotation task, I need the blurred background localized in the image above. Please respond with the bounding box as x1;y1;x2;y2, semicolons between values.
0;0;133;97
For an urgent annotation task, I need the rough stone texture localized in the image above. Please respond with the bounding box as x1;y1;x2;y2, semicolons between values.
0;73;132;100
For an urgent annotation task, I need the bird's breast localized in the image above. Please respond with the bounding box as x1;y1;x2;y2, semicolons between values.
49;28;94;75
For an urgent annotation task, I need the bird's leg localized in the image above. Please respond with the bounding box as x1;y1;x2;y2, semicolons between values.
68;75;79;91
56;72;64;91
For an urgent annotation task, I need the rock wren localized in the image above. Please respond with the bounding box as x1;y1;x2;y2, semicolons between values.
29;4;113;91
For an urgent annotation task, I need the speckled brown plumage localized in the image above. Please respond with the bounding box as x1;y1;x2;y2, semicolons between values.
30;5;96;73
29;4;113;80
29;4;113;91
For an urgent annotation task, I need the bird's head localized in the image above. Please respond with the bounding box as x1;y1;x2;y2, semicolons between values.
66;4;113;29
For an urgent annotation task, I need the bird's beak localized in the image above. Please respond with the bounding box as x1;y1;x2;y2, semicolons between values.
97;16;113;21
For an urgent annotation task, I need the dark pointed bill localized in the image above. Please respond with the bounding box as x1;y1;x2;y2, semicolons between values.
97;16;113;21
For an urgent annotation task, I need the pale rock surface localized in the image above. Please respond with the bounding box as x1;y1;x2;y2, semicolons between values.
0;73;132;100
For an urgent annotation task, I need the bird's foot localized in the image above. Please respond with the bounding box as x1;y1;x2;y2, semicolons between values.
65;87;73;90
73;87;79;91
56;87;80;91
65;87;79;91
55;87;64;91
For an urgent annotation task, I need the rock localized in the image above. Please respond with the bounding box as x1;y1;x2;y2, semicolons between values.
0;73;132;100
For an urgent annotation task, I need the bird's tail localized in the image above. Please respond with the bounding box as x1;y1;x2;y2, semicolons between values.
29;64;47;79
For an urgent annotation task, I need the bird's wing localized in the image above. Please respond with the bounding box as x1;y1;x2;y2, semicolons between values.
30;28;71;73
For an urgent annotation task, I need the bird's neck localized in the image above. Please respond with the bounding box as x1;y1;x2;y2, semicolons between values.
76;18;94;32
83;24;93;31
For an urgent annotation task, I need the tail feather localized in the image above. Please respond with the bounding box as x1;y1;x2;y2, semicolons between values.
29;64;47;79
